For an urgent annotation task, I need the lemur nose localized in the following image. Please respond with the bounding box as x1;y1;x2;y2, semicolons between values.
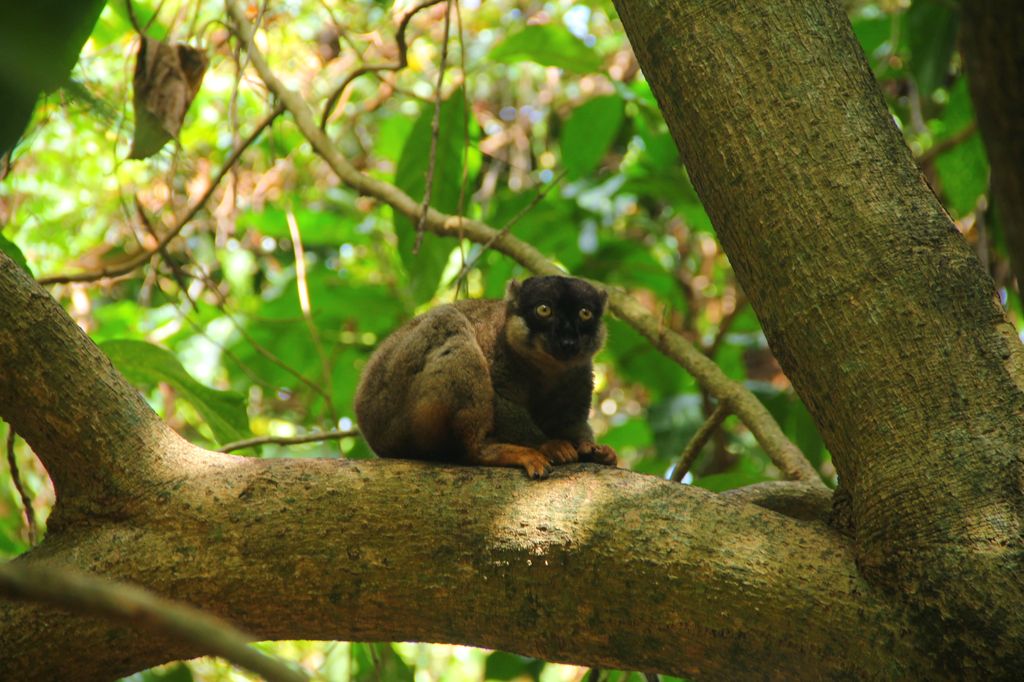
559;337;580;353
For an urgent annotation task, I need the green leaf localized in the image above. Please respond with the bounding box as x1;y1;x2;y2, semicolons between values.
605;319;691;401
486;191;583;269
133;662;195;682
852;15;892;63
935;134;986;217
0;233;31;274
934;79;987;216
484;651;544;681
100;339;250;446
237;207;356;246
905;1;958;98
394;89;470;303
648;393;704;460
561;95;624;179
489;25;602;73
602;417;654;452
350;643;414;682
577;240;675;299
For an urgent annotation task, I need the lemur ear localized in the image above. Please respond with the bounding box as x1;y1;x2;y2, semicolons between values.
505;279;521;302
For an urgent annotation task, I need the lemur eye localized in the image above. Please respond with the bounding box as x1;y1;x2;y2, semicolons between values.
579;308;593;321
535;304;552;318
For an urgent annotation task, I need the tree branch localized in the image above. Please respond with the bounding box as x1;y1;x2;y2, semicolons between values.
223;0;821;485
0;563;308;682
0;456;927;680
0;255;191;512
217;429;358;453
319;0;446;129
670;402;729;483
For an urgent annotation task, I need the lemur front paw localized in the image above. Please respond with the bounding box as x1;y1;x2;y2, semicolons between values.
577;441;618;466
539;439;579;465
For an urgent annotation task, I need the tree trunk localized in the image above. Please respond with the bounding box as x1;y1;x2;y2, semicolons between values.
961;1;1024;290
613;0;1024;675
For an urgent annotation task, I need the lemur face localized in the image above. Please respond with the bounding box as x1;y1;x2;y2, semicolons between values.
505;276;608;366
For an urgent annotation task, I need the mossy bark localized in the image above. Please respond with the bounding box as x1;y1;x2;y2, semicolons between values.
614;0;1024;675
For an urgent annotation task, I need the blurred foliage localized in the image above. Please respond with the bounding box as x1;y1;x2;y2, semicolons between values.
0;0;1003;679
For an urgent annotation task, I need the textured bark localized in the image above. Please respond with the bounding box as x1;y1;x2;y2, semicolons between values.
613;0;1024;675
961;2;1024;289
0;455;926;681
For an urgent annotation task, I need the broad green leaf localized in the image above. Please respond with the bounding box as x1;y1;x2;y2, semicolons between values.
100;339;250;446
602;417;654;452
905;1;958;99
605;319;691;401
852;15;892;63
484;651;545;681
577;240;676;300
693;454;768;492
394;90;471;303
0;233;31;274
134;662;195;682
934;79;987;216
237;207;357;246
648;393;704;461
561;95;624;179
935;135;986;217
788;398;825;468
489;25;602;73
485;191;583;270
350;643;414;682
374;114;415;162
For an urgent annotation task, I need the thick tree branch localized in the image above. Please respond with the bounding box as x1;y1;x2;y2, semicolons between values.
0;256;193;518
0;454;928;680
719;481;834;524
224;0;821;485
0;248;922;678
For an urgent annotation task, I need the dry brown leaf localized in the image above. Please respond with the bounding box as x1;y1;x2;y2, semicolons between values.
129;37;208;160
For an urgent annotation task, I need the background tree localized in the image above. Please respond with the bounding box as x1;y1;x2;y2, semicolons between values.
1;0;1019;680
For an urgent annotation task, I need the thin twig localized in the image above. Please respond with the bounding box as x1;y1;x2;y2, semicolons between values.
671;402;730;482
136;194;339;415
705;292;746;359
0;563;308;682
5;427;37;546
414;0;453;254
916;122;978;166
135;201;272;389
452;0;469;296
188;263;340;415
218;429;359;454
286;210;340;426
319;0;446;130
225;0;823;485
452;169;567;291
126;0;145;35
38;103;285;285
